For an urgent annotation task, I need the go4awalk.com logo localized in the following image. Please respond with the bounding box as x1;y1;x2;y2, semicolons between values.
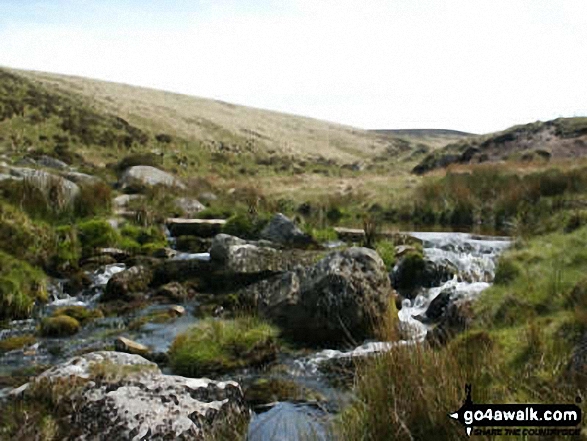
449;385;583;437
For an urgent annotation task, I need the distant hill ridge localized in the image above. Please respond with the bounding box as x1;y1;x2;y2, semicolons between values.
412;118;587;174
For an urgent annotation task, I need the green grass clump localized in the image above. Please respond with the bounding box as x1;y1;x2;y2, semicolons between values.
222;213;270;240
375;240;396;271
0;251;48;320
0;201;56;267
40;315;81;337
169;317;278;376
0;334;37;353
77;219;119;255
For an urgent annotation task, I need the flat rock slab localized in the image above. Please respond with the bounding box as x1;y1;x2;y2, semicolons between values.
167;218;227;237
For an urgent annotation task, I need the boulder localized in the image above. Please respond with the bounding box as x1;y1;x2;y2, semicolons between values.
119;165;186;191
36;155;69;170
113;194;144;209
9;351;248;440
424;289;453;322
175;197;206;216
102;265;153;302
157;282;189;301
198;191;218;203
62;171;102;185
260;213;314;248
114;336;150;356
210;234;317;276
167;218;226;237
242;247;394;345
426;300;474;346
8;167;80;207
391;254;457;298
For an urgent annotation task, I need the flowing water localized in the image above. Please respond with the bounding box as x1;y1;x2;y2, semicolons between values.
0;231;510;439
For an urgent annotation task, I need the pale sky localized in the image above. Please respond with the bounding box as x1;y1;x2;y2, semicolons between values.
1;0;586;134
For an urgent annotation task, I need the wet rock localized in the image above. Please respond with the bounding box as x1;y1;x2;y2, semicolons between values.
114;336;150;356
426;300;474;346
102;265;153;302
242;247;394;345
167;218;226;237
94;247;131;262
151;247;177;259
175;235;212;253
9;351;248;440
392;254;457;299
334;227;365;243
260;213;315;248
156;282;189;301
169;305;186;317
119;165;186;191
424;289;452;322
175;197;206;216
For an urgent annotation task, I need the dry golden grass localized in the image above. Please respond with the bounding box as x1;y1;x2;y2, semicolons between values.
13;69;463;166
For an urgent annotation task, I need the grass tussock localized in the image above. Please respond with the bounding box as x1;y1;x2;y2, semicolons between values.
169;316;278;377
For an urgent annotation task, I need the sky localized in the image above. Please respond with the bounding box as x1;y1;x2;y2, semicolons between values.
0;0;586;134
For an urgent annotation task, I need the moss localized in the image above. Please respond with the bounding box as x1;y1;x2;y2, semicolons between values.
493;257;521;285
169;317;278;376
40;315;81;337
0;334;37;353
52;306;103;325
0;251;48;320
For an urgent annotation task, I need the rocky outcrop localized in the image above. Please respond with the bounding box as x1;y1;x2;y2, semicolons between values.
260;213;315;248
102;265;153;301
120;165;185;191
156;281;189;301
9;351;248;440
241;247;395;345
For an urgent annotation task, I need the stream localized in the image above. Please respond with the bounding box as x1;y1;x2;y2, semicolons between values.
0;231;510;440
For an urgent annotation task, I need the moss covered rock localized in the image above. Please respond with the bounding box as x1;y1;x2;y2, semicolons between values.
40;315;81;337
0;251;48;320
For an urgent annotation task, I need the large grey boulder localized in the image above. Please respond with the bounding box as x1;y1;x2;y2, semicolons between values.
120;165;186;190
36;155;68;170
242;247;394;345
9;351;248;440
8;167;80;207
260;213;314;248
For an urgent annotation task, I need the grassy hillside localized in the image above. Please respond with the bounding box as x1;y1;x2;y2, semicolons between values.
10;68;445;169
413;118;587;174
